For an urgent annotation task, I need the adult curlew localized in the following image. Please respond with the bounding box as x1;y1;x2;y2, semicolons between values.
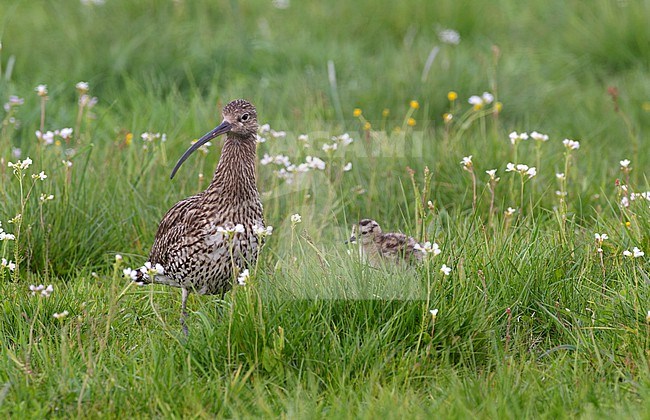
146;99;264;334
348;219;424;267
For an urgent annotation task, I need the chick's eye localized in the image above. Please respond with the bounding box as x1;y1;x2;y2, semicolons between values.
241;113;250;122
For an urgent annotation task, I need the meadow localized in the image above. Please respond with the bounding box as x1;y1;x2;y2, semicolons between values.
1;0;649;417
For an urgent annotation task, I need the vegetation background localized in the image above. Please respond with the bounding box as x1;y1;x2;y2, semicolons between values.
0;0;649;417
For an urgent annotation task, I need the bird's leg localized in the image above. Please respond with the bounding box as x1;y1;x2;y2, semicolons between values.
180;287;189;336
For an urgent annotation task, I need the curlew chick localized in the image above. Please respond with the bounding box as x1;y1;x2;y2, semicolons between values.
348;219;423;267
146;99;264;334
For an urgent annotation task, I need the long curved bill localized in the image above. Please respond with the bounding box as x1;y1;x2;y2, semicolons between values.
170;120;232;179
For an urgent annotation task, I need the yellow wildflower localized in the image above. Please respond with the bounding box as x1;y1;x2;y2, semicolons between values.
364;122;371;131
353;108;362;117
473;104;483;111
407;118;416;127
447;91;458;102
625;221;631;227
495;102;503;113
125;132;133;145
54;140;61;146
443;113;453;123
410;100;419;110
382;108;390;117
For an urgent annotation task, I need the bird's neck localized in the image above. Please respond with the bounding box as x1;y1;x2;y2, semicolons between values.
207;135;258;199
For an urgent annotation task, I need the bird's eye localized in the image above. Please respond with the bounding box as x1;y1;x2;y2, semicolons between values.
241;113;250;122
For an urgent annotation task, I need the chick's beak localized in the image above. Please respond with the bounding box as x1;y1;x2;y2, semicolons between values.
170;120;232;179
344;235;357;245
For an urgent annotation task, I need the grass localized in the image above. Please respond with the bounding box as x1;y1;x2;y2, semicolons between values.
1;0;649;417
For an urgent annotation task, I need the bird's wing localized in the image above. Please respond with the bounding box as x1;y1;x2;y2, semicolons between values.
149;194;204;266
379;233;423;263
378;233;409;260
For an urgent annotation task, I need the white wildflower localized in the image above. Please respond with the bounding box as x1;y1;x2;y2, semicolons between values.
217;224;245;235
260;154;274;165
440;264;452;276
253;225;273;237
1;258;16;271
290;214;302;224
258;123;271;134
322;142;338;152
53;310;69;320
272;0;290;9
237;269;250;286
7;157;33;172
481;92;494;104
334;133;354;146
562;139;580;150
305;156;325;170
58;128;73;140
122;267;135;280
30;284;53;297
530;131;549;142
595;233;608;242
414;241;441;256
273;155;291;167
343;162;352;172
508;131;529;145
141;132;162;143
270;129;286;139
32;171;48;181
438;28;460;45
75;81;89;93
468;95;482;106
460;155;473;170
37;130;55;145
623;247;644;258
35;84;48;97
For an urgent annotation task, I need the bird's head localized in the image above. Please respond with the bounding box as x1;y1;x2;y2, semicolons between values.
221;99;258;137
170;99;258;179
347;218;382;245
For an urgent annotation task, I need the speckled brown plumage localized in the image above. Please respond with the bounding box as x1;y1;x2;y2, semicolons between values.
146;99;264;333
350;219;423;267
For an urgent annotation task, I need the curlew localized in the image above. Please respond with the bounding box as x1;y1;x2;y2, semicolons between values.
146;99;264;334
348;219;424;267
